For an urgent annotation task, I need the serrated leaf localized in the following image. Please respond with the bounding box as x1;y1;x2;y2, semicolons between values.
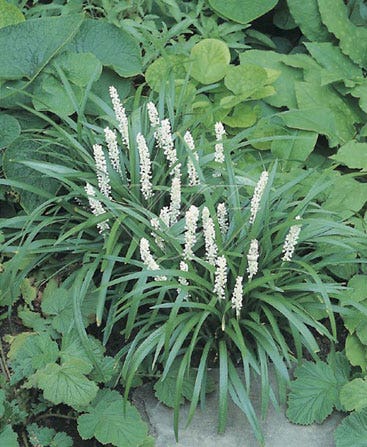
189;39;230;84
331;141;367;170
287;0;330;41
286;361;338;424
17;307;53;335
41;280;97;333
340;378;367;412
77;389;148;447
334;409;367;447
305;42;362;85
318;0;367;66
0;425;19;447
345;333;367;370
27;423;73;447
34;360;98;409
9;333;59;384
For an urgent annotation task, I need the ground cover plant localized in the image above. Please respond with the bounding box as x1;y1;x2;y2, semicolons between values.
1;0;367;446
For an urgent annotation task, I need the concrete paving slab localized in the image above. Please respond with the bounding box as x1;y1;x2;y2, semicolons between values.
133;372;342;447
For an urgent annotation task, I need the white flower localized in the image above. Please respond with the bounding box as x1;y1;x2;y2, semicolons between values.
155;118;178;175
104;127;123;176
150;207;171;249
215;122;226;141
147;102;160;128
202;207;217;265
213;255;227;300
249;171;269;224
183;205;199;260
282;216;302;262
150;217;164;249
184;130;200;186
247;239;259;280
159;206;171;228
109;86;129;149
93;144;111;199
140;237;166;281
231;276;243;319
84;183;109;233
178;261;189;297
169;169;181;224
217;202;228;236
136;133;153;200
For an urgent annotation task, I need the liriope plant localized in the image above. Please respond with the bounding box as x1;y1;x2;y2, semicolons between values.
78;88;365;445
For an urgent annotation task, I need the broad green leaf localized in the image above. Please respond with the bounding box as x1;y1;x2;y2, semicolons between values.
77;389;148;447
34;360;98;409
331;141;367;170
334;409;367;447
346;275;367;303
305;42;363;85
239;50;303;108
0;114;20;149
0;425;19;447
345;333;367;370
52;51;102;87
294;81;358;146
271;129;317;163
9;333;59;384
209;0;279;24
27;423;73;447
224;64;269;97
17;307;53;334
0;0;24;29
154;364;195;407
41;279;97;333
20;278;37;306
273;1;297;30
286;361;338;424
2;139;61;213
145;55;187;91
189;39;230;84
222;103;258;128
286;0;330;41
0;15;83;80
350;82;367;113
341;378;367;411
68;19;142;77
318;0;367;66
322;175;367;219
32;73;81;117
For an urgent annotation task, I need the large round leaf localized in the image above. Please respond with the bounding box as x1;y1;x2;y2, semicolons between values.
0;114;20;149
68;19;142;77
0;0;24;29
0;15;83;80
189;39;230;84
77;389;148;447
334;410;367;447
208;0;280;24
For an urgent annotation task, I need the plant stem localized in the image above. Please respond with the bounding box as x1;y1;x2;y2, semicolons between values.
22;431;30;447
0;338;11;380
35;412;76;422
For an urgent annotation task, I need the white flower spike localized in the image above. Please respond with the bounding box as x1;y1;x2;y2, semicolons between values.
247;239;259;281
249;171;269;224
282;216;302;262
